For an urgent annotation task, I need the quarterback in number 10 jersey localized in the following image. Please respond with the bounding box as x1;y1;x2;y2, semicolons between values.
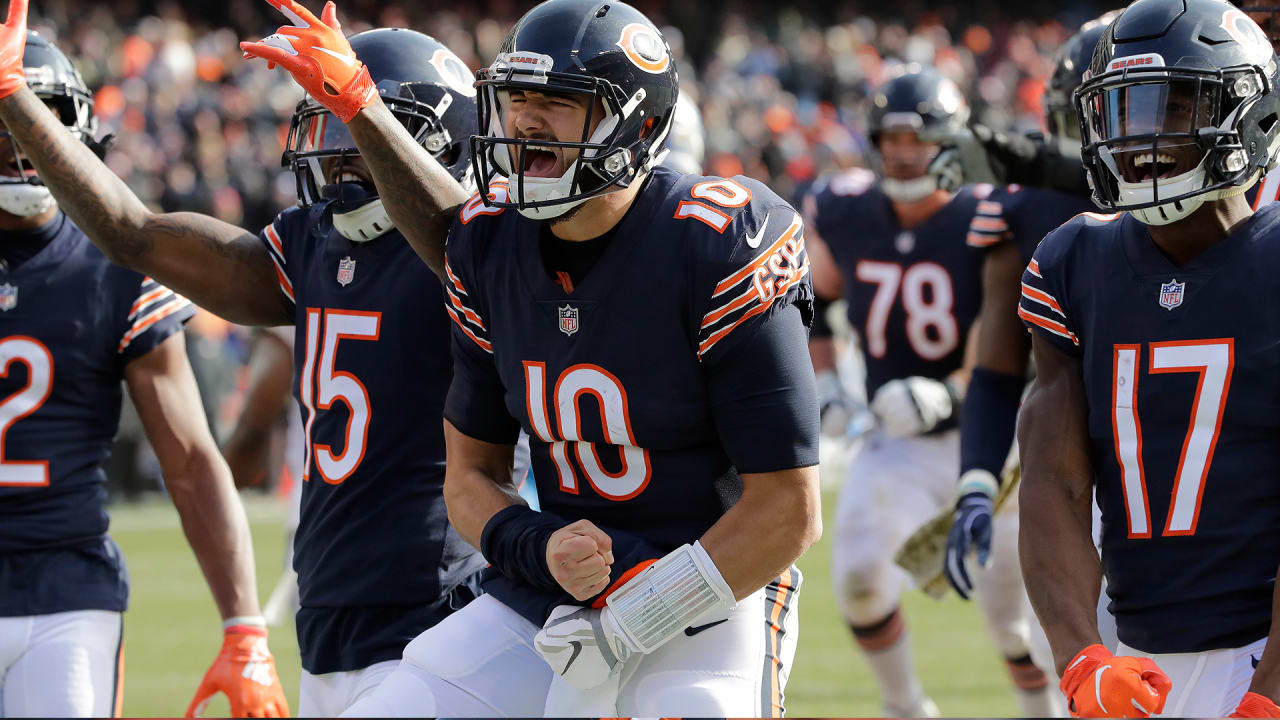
1019;205;1280;653
443;166;819;553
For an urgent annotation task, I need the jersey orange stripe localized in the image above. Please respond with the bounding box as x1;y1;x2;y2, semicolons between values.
701;285;757;329
445;287;487;331
1027;259;1042;277
712;217;802;296
268;255;295;302
1018;305;1079;345
118;297;191;352
966;232;1002;247
970;217;1008;232
264;224;285;257
700;258;809;356
129;286;170;319
445;305;493;353
445;260;469;295
1021;283;1065;316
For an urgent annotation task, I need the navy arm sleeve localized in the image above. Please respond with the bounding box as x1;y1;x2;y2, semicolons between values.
697;203;820;474
441;240;522;444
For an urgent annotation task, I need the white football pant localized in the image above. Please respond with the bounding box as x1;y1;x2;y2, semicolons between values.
0;610;123;718
340;574;801;717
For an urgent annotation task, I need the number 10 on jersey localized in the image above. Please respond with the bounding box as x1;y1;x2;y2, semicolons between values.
523;361;652;501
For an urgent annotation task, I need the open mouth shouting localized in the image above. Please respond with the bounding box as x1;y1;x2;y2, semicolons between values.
520;145;563;178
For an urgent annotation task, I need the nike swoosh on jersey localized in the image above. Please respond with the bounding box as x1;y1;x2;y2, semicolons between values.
684;618;729;637
745;212;770;248
563;640;583;670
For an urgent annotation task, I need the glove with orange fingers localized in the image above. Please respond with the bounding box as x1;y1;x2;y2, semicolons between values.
239;0;375;122
186;625;289;718
0;0;28;99
1059;644;1172;718
1232;692;1280;717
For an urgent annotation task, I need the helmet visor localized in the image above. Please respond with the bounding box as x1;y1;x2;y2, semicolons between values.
1080;77;1221;184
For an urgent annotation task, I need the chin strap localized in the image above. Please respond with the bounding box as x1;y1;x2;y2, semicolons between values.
881;175;939;203
331;198;395;242
0;183;54;218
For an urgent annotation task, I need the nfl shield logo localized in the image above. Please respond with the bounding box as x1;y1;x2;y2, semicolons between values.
337;257;356;287
0;283;17;311
895;231;916;255
1159;279;1185;310
558;305;579;336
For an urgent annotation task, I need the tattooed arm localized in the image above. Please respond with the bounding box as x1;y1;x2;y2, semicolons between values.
0;87;291;326
345;98;470;282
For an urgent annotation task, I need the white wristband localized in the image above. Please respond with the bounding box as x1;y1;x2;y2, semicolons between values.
222;615;267;630
605;541;735;654
959;469;1000;498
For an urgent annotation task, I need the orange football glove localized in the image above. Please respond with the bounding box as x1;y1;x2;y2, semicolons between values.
1059;644;1172;718
1232;692;1280;717
0;0;27;99
238;0;375;122
186;626;289;718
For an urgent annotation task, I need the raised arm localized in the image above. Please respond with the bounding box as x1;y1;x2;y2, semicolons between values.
0;4;290;326
239;0;469;281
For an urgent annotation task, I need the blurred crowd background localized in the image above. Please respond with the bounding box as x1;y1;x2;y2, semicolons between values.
27;0;1111;496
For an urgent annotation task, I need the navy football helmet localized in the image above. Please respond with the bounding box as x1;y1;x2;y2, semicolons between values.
471;0;679;220
1077;0;1280;225
1044;11;1122;154
284;28;477;241
868;67;969;202
0;32;96;218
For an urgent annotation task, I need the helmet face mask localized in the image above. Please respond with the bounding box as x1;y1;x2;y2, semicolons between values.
1076;0;1280;225
1045;11;1121;158
868;68;967;203
470;0;679;222
282;28;478;242
0;32;96;218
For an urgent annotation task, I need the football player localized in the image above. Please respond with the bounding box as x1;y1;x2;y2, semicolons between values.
0;20;287;718
1019;0;1280;715
0;5;488;715
804;67;1056;717
240;0;822;715
944;14;1116;674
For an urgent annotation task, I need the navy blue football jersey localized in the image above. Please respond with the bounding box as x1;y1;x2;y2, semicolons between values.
967;184;1097;264
444;166;819;554
258;203;485;673
809;168;987;396
1020;206;1280;653
0;214;193;616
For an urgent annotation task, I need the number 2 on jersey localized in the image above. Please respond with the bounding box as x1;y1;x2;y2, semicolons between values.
523;361;651;501
1112;340;1233;538
299;309;381;484
0;336;53;487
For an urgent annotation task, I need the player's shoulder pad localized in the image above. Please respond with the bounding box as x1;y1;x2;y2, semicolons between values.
677;173;812;358
1029;209;1122;271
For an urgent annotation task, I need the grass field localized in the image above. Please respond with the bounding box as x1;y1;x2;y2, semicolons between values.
111;477;1022;717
